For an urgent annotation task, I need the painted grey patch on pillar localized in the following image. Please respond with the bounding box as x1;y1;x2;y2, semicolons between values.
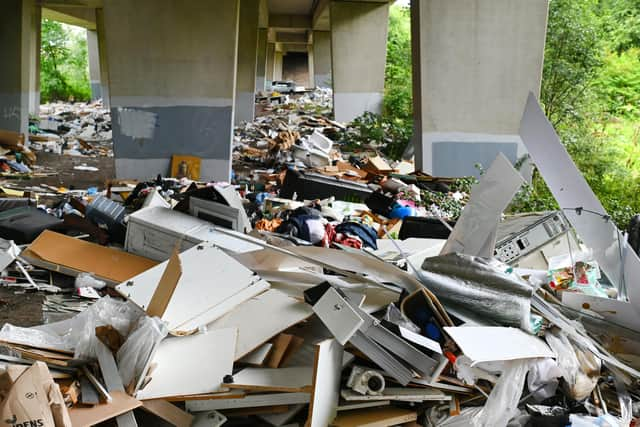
234;92;255;125
0;93;25;133
112;105;233;181
432;141;518;178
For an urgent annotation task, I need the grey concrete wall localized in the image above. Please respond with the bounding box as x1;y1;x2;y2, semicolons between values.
255;28;268;93
0;0;37;135
411;0;549;177
274;51;284;80
103;0;240;181
96;9;110;108
330;1;389;122
266;42;275;86
235;0;259;124
312;30;331;88
87;30;102;101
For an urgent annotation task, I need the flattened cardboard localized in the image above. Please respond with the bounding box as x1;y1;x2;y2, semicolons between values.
23;230;157;284
68;391;142;427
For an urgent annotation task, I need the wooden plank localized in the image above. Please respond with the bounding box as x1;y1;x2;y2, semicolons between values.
68;391;141;427
307;339;344;427
227;367;313;393
331;407;417;427
186;392;311;412
265;334;293;368
136;328;237;400
146;248;182;318
141;399;193;427
207;289;313;360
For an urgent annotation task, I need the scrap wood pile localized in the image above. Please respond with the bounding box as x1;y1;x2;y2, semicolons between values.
0;99;636;427
29;100;113;157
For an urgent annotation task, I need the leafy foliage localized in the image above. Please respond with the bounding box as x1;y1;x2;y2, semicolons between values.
40;19;90;103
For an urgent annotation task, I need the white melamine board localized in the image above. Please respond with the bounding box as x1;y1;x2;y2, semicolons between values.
307;339;344;427
136;328;236;400
207;289;313;360
520;93;640;318
341;387;450;402
443;326;554;365
238;343;273;365
228;367;313;392
116;242;264;331
440;153;524;258
312;287;363;345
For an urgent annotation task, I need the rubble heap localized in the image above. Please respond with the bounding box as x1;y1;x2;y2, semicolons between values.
0;95;634;427
30;100;113;157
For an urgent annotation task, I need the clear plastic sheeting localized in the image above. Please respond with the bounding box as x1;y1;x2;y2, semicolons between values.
420;253;533;331
545;330;601;401
117;315;168;389
472;359;532;427
527;358;563;402
0;296;145;359
383;303;421;333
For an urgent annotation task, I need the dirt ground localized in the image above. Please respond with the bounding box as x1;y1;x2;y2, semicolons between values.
30;152;116;189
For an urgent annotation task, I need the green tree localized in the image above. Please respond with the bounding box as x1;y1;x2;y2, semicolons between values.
40;19;90;103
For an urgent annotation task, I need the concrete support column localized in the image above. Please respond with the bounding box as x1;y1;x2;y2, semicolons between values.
307;45;315;89
255;28;268;93
411;0;549;177
103;0;240;182
95;9;110;108
0;0;39;135
312;31;331;88
86;30;102;101
330;1;389;122
235;0;259;124
273;51;284;81
265;43;275;87
28;5;41;115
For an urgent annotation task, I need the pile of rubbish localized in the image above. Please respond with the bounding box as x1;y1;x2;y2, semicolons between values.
29;100;113;157
0;96;636;427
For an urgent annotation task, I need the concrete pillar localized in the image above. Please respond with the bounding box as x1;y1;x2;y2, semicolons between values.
307;46;315;89
0;0;39;135
273;50;283;81
312;30;331;88
330;1;389;122
95;9;110;108
235;0;259;124
86;30;101;101
411;0;549;177
265;43;275;86
103;0;240;182
28;5;41;115
255;28;268;93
